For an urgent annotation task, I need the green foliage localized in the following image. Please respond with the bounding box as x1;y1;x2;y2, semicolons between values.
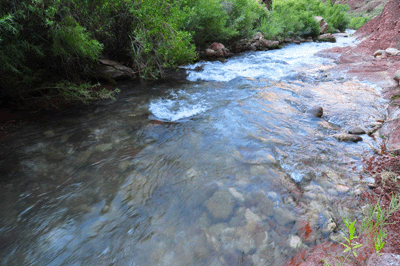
360;195;400;254
128;0;197;80
183;0;267;47
341;218;363;257
349;16;372;30
51;16;103;62
259;0;350;39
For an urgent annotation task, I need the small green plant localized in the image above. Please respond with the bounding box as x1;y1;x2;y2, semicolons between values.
341;218;363;257
361;195;400;254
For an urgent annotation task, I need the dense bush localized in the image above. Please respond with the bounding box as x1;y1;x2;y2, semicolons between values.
183;0;268;48
349;16;372;30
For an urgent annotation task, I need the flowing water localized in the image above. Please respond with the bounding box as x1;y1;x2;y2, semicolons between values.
0;32;388;265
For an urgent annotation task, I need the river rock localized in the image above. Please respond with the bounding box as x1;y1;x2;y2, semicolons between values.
205;190;235;220
314;16;329;34
386;47;400;56
335;184;350;193
306;106;323;117
347;126;366;135
332;133;363;142
95;59;137;80
253;191;274;216
318;33;336;43
245;209;262;225
274;207;296;226
228;187;245;202
235;233;256;254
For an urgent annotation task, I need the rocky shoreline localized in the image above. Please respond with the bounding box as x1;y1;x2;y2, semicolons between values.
286;0;400;264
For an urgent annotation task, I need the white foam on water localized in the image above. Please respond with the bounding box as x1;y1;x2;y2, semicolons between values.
183;30;358;82
149;91;210;121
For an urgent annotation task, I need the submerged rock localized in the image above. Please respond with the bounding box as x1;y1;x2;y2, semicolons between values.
205;190;235;220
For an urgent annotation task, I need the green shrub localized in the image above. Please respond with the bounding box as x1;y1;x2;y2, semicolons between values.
263;0;350;39
349;16;372;30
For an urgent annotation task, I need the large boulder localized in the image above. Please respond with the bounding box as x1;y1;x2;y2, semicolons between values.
314;16;329;34
95;59;137;80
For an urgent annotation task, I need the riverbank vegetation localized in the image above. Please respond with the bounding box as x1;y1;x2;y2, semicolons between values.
1;0;352;108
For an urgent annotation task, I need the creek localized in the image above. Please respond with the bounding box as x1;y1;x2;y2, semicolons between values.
0;31;388;265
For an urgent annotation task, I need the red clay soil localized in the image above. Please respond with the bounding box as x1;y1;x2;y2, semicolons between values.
354;0;400;54
285;1;400;265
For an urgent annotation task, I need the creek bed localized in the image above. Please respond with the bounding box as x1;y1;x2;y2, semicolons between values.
0;31;388;265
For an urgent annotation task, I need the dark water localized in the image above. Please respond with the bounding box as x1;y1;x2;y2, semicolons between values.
0;32;388;265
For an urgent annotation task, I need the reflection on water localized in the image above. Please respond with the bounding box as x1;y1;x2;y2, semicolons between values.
0;31;387;265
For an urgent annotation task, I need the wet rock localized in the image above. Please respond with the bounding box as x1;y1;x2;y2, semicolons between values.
194;64;206;72
385;47;400;56
318;33;336;43
306;105;323;117
332;133;363;142
347;126;366;135
314;16;329;34
205;190;235;220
